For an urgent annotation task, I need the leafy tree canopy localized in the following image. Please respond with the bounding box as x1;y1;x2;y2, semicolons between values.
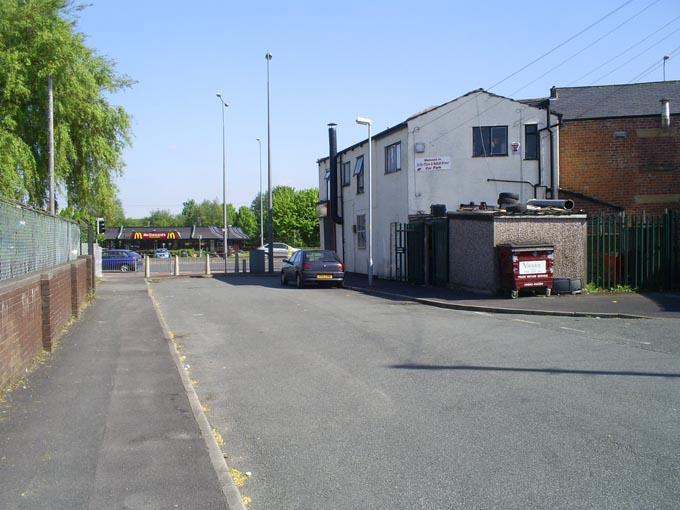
0;0;133;224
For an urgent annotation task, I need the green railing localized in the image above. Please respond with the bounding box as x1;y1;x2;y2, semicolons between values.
587;210;678;290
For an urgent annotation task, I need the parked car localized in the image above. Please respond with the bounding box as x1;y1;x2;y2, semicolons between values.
258;242;298;256
280;249;344;288
102;249;142;272
154;248;170;258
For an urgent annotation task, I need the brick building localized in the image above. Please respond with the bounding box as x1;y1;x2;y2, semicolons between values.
547;81;680;216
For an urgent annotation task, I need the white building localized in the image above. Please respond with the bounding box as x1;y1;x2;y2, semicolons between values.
318;89;560;278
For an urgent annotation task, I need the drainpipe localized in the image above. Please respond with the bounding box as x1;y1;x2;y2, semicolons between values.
338;153;346;264
545;99;556;198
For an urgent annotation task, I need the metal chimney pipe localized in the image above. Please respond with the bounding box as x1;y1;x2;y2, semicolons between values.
661;98;671;128
328;123;342;224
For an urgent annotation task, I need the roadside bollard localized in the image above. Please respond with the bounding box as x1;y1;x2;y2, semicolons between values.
205;253;211;275
144;255;150;278
174;255;180;276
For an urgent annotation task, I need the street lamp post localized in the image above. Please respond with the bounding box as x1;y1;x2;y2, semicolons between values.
256;138;264;247
356;116;373;286
216;93;229;271
663;55;670;81
265;51;274;272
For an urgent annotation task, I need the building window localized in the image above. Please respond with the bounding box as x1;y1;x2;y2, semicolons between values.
385;142;401;174
473;126;508;157
354;155;364;194
525;124;539;160
341;161;351;186
356;214;366;249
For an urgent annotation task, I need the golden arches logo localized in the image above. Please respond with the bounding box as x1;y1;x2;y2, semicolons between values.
167;231;177;240
132;232;143;240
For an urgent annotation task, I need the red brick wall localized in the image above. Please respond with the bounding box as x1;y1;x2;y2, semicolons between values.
559;190;621;217
41;265;72;350
559;115;680;216
1;257;93;392
0;275;43;391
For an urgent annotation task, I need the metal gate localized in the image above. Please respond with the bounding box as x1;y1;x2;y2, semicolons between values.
587;210;678;290
392;222;408;281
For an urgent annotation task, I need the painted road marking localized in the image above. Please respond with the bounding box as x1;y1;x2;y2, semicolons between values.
560;326;586;333
513;319;540;325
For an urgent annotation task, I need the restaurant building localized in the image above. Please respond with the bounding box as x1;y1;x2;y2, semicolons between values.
103;225;250;254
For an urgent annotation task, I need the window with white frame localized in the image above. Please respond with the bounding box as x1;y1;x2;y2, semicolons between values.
341;161;351;186
356;214;366;249
472;126;508;157
354;155;364;194
385;142;401;173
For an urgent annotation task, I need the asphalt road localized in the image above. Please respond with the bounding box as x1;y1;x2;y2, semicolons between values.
150;275;680;510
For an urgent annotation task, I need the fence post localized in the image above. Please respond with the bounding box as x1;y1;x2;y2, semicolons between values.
174;255;180;276
205;253;211;276
145;255;150;278
242;259;246;273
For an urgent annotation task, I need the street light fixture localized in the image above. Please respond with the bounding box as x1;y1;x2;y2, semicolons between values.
265;51;274;272
356;116;373;286
256;138;264;247
216;92;229;269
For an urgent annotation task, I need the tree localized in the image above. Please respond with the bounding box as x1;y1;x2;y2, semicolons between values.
0;0;132;221
270;186;320;247
234;206;257;242
146;209;177;227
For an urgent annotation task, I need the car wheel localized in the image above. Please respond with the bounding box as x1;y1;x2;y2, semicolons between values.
296;273;304;289
280;271;287;286
499;192;519;201
120;264;130;272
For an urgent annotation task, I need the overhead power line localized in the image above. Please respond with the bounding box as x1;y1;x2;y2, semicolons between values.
411;0;636;132
568;14;680;85
487;0;634;91
509;0;662;96
592;28;680;83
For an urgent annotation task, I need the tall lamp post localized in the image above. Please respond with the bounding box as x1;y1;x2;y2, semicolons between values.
265;51;274;272
256;138;264;247
663;55;670;81
356;116;373;286
216;93;229;269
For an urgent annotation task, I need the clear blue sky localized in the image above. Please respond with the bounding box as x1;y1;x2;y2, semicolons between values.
76;0;679;218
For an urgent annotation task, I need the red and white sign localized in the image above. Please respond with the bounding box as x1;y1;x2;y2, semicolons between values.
131;231;181;240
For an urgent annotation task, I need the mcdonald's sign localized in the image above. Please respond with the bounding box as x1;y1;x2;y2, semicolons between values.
130;231;181;240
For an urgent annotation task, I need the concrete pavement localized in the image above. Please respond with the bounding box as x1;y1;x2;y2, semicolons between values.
0;276;228;510
342;273;680;319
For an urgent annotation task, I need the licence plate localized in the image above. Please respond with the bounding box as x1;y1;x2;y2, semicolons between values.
316;274;333;279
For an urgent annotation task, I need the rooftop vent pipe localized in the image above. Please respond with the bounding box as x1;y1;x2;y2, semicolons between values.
526;198;574;210
328;123;342;224
661;98;671;128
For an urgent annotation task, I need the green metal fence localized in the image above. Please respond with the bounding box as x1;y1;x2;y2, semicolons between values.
0;198;81;281
587;210;678;290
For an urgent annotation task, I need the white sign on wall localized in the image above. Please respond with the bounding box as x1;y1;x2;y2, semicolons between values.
415;156;451;172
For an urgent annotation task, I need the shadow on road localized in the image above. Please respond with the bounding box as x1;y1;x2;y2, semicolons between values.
388;363;680;378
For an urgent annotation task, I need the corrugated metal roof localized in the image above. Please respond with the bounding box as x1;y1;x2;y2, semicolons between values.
545;81;680;120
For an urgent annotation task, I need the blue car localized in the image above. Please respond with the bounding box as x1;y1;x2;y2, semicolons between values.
154;248;170;259
102;249;142;272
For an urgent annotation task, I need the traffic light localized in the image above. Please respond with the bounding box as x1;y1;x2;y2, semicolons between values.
96;217;106;235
